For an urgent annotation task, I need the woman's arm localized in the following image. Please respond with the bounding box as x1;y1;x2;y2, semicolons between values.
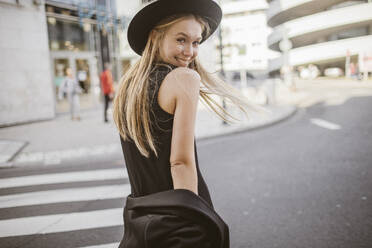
164;67;201;195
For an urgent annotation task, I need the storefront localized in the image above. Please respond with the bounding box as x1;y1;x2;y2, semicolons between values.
45;1;119;113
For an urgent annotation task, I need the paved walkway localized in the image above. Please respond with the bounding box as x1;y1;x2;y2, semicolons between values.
0;101;295;167
2;77;371;167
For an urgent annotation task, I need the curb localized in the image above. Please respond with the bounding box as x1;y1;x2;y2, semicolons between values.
0;161;14;168
197;105;297;141
1;105;297;168
0;140;28;169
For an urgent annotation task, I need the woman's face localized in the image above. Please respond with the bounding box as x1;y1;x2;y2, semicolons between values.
159;17;203;67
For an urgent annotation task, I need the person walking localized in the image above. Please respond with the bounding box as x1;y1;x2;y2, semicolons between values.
100;63;115;123
59;67;82;121
113;0;260;246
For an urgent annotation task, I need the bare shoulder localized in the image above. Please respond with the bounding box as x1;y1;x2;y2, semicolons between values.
164;67;201;92
157;68;200;115
170;67;201;80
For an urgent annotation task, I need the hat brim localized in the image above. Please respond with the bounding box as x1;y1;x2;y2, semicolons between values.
127;0;222;56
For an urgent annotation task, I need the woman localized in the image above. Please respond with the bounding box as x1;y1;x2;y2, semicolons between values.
59;67;82;120
113;0;259;247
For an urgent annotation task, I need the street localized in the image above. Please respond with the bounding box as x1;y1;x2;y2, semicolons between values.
2;0;372;246
0;95;371;248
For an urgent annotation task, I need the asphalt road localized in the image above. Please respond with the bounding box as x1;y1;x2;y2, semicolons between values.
0;95;371;248
200;95;372;248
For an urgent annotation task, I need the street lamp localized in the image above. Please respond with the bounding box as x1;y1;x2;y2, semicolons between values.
217;0;228;125
279;28;294;90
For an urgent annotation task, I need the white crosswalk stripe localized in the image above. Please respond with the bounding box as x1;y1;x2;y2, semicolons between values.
79;243;120;248
80;243;119;248
0;184;130;209
0;166;130;247
0;208;123;237
0;168;128;189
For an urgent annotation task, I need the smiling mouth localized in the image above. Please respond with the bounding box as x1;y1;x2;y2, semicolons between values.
176;57;190;63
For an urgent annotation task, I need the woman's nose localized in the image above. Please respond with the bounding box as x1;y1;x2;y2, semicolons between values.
183;44;193;56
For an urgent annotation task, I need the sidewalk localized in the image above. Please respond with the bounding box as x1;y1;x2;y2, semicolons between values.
275;77;372;108
0;99;295;167
3;77;372;168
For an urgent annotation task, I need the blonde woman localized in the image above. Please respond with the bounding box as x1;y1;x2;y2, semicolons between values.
114;0;259;246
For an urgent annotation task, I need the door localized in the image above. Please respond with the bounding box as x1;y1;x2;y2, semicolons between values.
51;52;99;114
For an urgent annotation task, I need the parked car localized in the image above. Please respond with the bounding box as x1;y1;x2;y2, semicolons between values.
231;71;255;81
324;67;343;77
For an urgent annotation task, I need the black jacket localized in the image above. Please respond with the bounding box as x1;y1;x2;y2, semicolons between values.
118;189;229;248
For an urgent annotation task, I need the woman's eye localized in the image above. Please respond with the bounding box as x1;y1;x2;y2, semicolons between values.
193;41;200;46
177;38;186;43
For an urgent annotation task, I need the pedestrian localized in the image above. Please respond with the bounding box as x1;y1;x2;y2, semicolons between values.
59;67;82;121
350;62;356;79
355;62;362;81
100;62;115;123
113;0;259;246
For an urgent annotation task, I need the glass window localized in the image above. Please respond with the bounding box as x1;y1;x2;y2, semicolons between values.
47;18;96;52
97;0;106;8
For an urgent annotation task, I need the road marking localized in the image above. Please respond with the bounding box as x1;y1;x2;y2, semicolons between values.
15;144;121;165
0;184;131;209
0;168;128;189
310;118;341;130
0;166;129;246
0;208;123;238
79;243;120;248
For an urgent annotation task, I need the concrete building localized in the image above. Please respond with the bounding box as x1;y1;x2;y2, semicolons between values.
0;0;120;126
0;0;54;126
266;0;372;76
220;0;279;82
115;0;142;73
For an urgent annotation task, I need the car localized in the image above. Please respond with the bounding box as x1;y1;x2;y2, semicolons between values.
324;67;343;77
231;71;255;81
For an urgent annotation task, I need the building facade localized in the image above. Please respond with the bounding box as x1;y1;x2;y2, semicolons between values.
220;0;279;82
266;0;372;76
45;0;120;113
115;0;141;73
0;0;54;126
0;0;120;126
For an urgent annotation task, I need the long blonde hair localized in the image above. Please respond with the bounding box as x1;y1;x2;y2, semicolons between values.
113;14;262;158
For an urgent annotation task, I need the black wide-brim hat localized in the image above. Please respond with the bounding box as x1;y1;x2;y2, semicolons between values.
127;0;222;56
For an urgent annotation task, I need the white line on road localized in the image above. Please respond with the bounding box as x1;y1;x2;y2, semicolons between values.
0;168;128;189
79;243;120;248
310;118;341;130
15;144;122;165
0;208;123;238
0;184;131;209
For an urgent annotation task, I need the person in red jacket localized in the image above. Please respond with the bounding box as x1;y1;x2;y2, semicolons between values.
100;63;115;122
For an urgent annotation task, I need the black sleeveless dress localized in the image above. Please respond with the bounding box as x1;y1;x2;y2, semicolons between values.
119;62;213;208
